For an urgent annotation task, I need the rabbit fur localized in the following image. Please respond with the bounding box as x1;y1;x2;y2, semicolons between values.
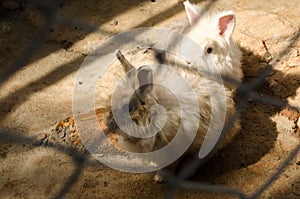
105;49;240;181
181;0;243;89
104;1;243;181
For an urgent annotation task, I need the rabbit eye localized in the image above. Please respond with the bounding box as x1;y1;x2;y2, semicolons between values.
206;47;213;54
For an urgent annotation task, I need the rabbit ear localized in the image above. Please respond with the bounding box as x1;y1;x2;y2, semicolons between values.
183;0;200;24
136;65;153;100
116;49;136;73
218;11;236;40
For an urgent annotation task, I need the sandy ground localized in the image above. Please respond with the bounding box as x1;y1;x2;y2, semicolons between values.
0;0;300;198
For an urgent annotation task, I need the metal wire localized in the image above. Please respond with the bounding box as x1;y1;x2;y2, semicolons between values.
0;0;299;199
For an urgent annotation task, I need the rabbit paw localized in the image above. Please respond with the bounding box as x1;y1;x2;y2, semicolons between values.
153;173;165;183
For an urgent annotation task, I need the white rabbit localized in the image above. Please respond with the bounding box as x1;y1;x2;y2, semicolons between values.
181;0;243;89
105;50;240;182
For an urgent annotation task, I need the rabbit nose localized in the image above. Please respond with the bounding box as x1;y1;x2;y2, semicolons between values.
185;60;192;67
185;60;191;65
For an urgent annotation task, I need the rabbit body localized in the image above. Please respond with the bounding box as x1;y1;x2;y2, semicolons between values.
105;50;240;164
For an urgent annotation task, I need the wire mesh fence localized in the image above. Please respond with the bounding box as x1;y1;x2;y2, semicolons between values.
1;0;299;199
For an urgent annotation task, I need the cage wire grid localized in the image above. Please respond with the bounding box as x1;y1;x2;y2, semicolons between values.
1;0;300;199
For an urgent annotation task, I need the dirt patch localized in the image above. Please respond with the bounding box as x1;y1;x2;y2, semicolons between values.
0;0;299;198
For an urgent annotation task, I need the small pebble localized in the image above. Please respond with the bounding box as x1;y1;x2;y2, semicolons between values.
110;20;118;26
291;49;299;57
262;51;272;63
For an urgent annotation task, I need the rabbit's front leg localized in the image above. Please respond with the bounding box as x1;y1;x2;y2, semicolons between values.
154;158;181;182
117;135;156;153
